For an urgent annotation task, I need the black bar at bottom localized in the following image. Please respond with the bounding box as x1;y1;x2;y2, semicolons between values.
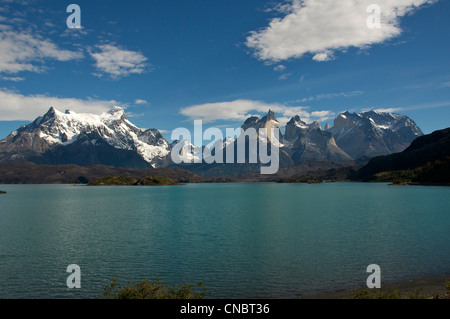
0;299;447;318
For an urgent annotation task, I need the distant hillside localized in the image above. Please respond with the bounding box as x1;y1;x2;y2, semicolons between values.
88;175;179;186
356;127;450;185
222;159;365;182
0;162;216;184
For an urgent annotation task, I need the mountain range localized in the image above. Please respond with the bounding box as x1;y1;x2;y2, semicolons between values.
1;127;447;185
0;106;424;176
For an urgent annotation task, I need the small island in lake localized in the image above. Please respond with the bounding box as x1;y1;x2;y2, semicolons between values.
134;176;179;186
88;176;179;186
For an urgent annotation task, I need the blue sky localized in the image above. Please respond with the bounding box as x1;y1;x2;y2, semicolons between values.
0;0;449;140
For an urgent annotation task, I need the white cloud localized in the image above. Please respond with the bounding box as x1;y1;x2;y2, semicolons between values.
298;90;364;103
0;88;117;121
246;0;435;62
60;27;89;39
278;73;292;80
0;75;24;81
0;29;83;74
135;99;149;105
0;4;149;80
312;50;335;62
372;107;404;113
180;99;334;125
89;44;149;79
273;64;286;72
0;26;147;79
390;100;450;112
125;112;145;118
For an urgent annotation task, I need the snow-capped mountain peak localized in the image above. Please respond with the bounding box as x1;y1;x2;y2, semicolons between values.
9;106;170;168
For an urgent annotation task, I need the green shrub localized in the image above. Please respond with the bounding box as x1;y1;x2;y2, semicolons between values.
101;277;209;299
408;288;425;299
88;176;137;186
375;289;401;299
353;288;401;299
353;288;374;299
446;282;450;299
135;176;179;186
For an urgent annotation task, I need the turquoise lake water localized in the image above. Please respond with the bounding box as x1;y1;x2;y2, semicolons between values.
0;183;449;299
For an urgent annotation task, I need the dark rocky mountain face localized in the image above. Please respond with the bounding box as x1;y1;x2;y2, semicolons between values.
237;110;352;166
327;111;423;159
241;110;282;133
283;116;353;163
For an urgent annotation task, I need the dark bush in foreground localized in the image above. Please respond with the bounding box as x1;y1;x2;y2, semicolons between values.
101;277;209;299
353;288;402;299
